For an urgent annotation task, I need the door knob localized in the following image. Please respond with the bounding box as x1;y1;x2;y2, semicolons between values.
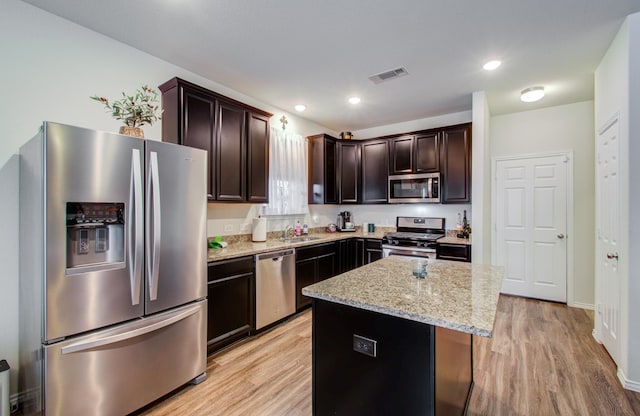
606;252;619;260
557;233;565;239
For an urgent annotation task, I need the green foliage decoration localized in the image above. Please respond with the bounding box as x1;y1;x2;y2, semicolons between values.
91;85;163;128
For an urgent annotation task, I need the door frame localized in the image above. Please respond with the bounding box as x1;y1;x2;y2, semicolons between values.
491;150;575;306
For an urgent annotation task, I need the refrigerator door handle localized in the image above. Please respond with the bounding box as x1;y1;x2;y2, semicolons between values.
128;148;143;305
146;151;162;301
60;305;201;355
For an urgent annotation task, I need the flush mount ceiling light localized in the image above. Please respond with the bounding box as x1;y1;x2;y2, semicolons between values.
348;96;361;105
294;104;306;112
483;60;501;71
520;86;545;103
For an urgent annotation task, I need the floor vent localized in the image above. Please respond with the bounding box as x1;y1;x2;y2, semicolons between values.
368;67;409;84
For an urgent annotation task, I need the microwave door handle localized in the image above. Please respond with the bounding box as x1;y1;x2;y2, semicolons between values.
146;151;162;301
128;149;143;305
427;178;432;198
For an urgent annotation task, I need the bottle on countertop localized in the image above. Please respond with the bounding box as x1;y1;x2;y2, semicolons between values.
302;223;309;235
295;220;301;236
462;210;471;239
456;212;463;237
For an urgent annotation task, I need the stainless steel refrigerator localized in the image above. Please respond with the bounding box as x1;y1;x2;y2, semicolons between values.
19;122;208;416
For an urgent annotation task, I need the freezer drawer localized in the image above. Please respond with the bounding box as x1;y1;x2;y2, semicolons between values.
43;301;207;416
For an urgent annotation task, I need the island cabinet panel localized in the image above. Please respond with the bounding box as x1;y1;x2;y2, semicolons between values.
308;134;338;204
440;124;471;203
295;242;338;311
207;256;254;354
159;77;272;202
338;142;361;203
312;299;473;416
389;135;415;174
361;139;389;204
312;300;436;415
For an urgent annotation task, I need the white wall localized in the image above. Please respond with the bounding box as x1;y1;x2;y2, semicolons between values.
594;11;640;389
471;91;491;264
490;101;595;308
353;111;472;140
0;0;333;396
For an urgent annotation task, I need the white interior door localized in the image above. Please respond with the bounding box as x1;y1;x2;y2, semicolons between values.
495;154;568;302
596;117;620;363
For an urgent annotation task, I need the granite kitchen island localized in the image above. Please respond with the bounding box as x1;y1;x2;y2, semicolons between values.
302;257;504;416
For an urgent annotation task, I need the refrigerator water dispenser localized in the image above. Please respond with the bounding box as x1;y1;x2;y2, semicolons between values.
66;202;125;271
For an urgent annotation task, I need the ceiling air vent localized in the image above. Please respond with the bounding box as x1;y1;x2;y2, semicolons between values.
368;67;409;84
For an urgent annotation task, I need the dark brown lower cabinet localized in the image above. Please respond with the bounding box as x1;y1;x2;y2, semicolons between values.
337;239;356;273
351;238;382;267
365;239;383;263
295;242;337;311
436;243;471;262
207;256;254;353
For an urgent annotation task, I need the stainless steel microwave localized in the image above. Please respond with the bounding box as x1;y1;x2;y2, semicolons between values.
388;172;440;203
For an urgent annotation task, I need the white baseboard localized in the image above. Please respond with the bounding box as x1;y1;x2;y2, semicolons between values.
569;301;594;310
618;368;640;392
592;329;602;344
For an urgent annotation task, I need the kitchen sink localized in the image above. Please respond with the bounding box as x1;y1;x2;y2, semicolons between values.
281;236;323;243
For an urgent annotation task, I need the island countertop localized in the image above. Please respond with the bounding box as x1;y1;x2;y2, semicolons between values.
302;257;504;337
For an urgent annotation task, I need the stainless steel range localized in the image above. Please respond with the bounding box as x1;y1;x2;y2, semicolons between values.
382;217;446;259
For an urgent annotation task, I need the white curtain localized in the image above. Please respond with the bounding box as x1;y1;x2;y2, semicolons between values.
265;127;308;215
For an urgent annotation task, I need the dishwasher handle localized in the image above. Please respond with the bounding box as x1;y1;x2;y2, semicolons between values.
256;249;295;261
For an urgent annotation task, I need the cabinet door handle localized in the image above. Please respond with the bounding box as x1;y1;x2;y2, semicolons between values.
557;233;565;239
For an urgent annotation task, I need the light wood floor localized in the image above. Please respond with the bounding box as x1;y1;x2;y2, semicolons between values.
138;295;640;416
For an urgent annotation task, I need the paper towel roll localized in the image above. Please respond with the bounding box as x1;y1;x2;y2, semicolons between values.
252;217;267;242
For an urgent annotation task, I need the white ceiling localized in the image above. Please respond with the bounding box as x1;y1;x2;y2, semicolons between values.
21;0;640;132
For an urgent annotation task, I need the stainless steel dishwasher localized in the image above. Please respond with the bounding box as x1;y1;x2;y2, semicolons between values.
255;249;296;330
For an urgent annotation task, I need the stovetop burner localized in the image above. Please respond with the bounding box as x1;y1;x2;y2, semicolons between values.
383;231;445;242
382;216;447;247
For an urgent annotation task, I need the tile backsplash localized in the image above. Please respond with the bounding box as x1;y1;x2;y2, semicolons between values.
207;202;471;238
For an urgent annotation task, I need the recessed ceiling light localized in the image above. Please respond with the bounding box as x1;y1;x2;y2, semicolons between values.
294;104;306;112
483;60;501;71
520;86;545;103
348;97;361;105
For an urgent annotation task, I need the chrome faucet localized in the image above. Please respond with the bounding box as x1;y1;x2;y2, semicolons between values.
283;225;294;240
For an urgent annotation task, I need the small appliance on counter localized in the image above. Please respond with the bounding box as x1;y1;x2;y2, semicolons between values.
337;211;355;232
252;216;267;242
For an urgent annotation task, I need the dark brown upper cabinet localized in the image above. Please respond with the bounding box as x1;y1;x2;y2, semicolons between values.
159;77;272;202
389;133;439;174
361;139;389;204
308;134;338;204
247;113;270;203
338;141;361;204
216;101;246;201
389;135;414;174
415;132;439;173
440;124;471;203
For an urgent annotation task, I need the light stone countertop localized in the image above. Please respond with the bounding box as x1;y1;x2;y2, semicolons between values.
302;257;503;337
437;235;472;245
207;229;389;262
